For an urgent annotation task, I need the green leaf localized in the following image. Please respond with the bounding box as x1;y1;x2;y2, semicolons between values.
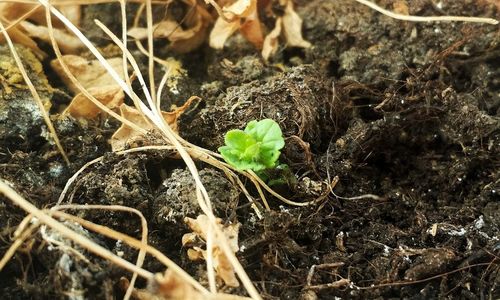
245;119;283;145
218;119;285;172
224;130;256;152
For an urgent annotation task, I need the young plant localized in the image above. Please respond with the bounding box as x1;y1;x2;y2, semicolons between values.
218;119;285;172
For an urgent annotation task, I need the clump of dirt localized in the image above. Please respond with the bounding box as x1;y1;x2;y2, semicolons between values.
0;45;53;153
205;55;271;89
180;65;334;169
1;0;499;299
153;167;239;229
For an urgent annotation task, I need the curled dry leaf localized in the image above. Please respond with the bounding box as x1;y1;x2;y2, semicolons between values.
260;0;310;60
261;18;282;61
119;271;205;300
63;86;124;119
128;0;212;54
57;4;81;26
239;3;264;49
51;55;125;93
110;104;157;151
20;21;84;54
209;0;263;49
169;2;212;54
209;0;308;57
209;17;241;49
282;0;311;48
182;215;241;287
222;0;255;18
51;55;127;119
110;97;197;151
0;2;82;56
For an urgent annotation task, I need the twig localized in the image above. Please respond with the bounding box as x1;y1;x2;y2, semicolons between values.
355;0;499;25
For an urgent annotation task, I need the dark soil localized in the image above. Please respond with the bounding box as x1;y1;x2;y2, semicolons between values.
1;0;499;299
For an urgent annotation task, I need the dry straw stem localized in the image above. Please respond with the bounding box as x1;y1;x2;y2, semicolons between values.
43;7;148;135
0;218;39;271
0;0;168;4
45;209;209;294
355;0;499;25
40;1;262;297
0;182;213;296
0;4;41;32
94;17;264;299
93;18;235;294
0;180;154;280
56;145;264;215
7;0;495;298
49;204;149;300
131;3;177;72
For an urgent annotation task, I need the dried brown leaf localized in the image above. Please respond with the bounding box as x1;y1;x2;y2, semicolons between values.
0;2;81;55
20;21;84;54
239;6;264;49
50;55;125;93
223;0;255;18
129;19;199;41
57;4;81;26
183;215;241;287
209;0;260;49
120;271;205;300
261;17;282;60
209;17;241;49
110;104;158;151
282;1;311;48
63;85;124;119
154;270;206;300
0;25;45;58
110;97;196;151
129;2;211;54
169;5;212;53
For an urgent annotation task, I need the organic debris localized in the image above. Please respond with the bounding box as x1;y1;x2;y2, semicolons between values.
261;18;281;60
209;0;264;49
110;97;197;151
0;2;83;56
128;0;309;58
261;0;311;60
280;0;311;48
51;55;126;119
63;85;124;119
209;0;311;53
0;44;52;109
120;271;206;300
183;215;241;287
128;0;213;53
51;55;125;93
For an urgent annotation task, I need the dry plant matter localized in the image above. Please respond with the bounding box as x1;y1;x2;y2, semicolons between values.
0;0;498;299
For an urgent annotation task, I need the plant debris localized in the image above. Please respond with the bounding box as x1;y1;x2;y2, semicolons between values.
183;215;241;287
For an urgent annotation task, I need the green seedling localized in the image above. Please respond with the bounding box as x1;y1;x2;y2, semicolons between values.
218;119;285;172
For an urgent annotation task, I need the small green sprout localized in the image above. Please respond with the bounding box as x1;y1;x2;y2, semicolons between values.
218;119;285;172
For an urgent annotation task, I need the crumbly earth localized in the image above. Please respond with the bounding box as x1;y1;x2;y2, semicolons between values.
0;0;499;299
